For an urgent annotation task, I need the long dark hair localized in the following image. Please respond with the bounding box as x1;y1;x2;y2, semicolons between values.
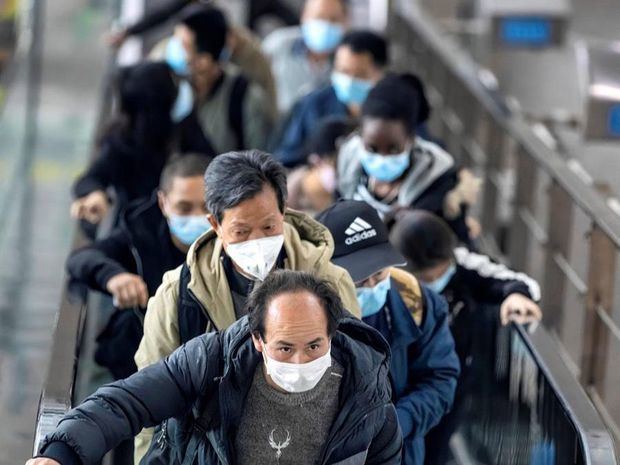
99;61;178;151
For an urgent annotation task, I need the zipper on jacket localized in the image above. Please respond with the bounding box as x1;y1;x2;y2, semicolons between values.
157;419;169;450
320;402;388;465
187;288;208;315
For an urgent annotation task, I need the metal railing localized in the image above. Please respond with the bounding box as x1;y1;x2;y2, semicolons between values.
31;51;118;453
390;0;620;460
454;306;616;465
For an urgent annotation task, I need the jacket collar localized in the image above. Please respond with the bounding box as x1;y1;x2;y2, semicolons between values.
183;210;338;330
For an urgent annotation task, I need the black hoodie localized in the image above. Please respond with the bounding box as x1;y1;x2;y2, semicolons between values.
73;116;215;207
39;317;402;465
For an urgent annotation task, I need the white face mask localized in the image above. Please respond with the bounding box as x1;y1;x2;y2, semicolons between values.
225;234;284;281
263;346;332;393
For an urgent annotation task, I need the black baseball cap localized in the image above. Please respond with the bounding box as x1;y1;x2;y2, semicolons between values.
316;200;407;282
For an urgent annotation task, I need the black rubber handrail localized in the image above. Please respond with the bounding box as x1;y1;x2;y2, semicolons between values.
31;50;118;455
517;324;617;465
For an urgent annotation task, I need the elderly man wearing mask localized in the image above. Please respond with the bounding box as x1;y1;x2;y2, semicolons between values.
131;149;360;461
28;271;401;465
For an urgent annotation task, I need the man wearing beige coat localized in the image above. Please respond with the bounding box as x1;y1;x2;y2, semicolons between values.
133;150;360;461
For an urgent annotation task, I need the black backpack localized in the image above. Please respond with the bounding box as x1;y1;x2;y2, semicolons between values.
141;333;224;465
228;74;249;150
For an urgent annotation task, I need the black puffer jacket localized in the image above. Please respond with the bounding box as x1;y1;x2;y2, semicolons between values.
39;317;403;465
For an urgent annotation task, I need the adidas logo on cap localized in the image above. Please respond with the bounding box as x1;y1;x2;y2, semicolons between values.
345;217;377;245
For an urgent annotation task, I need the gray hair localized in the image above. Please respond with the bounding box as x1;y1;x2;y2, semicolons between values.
204;150;288;222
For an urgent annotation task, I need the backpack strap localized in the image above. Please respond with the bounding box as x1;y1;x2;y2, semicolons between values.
228;74;249;150
182;333;225;465
177;262;210;345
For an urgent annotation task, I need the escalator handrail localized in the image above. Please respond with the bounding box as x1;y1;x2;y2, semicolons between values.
515;324;617;465
32;52;118;455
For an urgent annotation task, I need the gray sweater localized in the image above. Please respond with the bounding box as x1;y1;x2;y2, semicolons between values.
235;360;343;465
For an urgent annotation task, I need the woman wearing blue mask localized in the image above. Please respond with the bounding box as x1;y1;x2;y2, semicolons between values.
70;61;215;228
337;74;478;247
317;199;460;465
390;209;542;465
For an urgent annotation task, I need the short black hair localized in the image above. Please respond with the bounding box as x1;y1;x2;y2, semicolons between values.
389;210;457;271
159;154;211;192
204;150;287;223
180;5;228;58
304;116;357;159
247;270;345;339
362;73;430;133
338;30;388;68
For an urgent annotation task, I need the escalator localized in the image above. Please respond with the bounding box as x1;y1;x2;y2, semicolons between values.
27;1;620;464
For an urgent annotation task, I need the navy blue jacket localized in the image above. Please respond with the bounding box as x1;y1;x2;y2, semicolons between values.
39;316;402;465
274;85;348;168
364;282;459;465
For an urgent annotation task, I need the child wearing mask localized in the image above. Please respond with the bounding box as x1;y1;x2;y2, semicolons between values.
337;74;480;246
287;116;357;212
317;199;460;465
70;61;215;226
390;209;542;465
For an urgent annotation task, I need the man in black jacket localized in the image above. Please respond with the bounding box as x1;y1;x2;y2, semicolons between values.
28;270;402;465
66;154;211;378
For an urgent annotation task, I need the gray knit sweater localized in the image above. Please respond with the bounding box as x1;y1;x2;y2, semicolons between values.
235;359;343;465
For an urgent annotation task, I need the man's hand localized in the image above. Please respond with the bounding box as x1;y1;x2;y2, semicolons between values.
70;190;109;224
500;293;543;326
106;273;149;309
26;459;61;465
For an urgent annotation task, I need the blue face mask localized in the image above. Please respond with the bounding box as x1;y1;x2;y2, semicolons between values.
424;264;456;294
170;80;194;123
166;36;189;76
331;71;373;106
168;214;211;246
359;141;411;183
302;19;344;54
219;45;232;63
356;275;391;318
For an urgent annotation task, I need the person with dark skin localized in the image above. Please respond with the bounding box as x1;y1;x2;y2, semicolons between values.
66;155;211;379
70;61;215;225
338;74;480;245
